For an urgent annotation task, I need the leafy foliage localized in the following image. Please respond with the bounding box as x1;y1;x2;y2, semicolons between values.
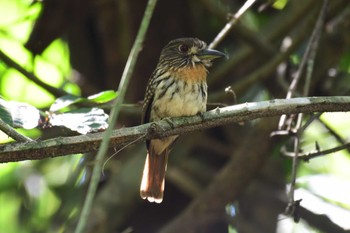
0;0;350;233
0;90;115;134
48;107;108;134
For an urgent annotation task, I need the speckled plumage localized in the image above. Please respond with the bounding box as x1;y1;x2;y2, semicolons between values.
140;38;225;203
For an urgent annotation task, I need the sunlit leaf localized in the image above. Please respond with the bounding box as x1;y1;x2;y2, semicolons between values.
0;191;21;233
87;90;118;103
49;107;108;134
1;69;55;108
35;39;71;89
296;176;350;229
49;95;82;112
50;91;117;112
272;0;288;10
40;39;70;76
0;98;39;129
290;54;300;65
300;175;350;208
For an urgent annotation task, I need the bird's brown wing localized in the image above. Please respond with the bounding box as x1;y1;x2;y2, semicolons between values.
140;71;168;203
142;93;153;125
142;72;156;150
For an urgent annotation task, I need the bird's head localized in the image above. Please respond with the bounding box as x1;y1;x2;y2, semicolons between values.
158;38;227;70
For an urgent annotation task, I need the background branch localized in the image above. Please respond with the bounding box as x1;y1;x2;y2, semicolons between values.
74;0;158;232
282;141;350;161
280;0;328;217
158;118;275;233
208;0;257;49
0;50;69;97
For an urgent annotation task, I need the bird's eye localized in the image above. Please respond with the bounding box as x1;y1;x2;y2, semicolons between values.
178;44;189;53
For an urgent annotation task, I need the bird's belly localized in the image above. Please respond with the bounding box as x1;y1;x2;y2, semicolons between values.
151;79;207;121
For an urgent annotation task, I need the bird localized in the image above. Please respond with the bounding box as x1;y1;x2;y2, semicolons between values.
140;37;226;203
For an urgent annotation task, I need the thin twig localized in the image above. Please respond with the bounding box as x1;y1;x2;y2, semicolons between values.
198;0;274;55
317;117;347;145
283;0;328;219
281;141;350;161
278;0;327;129
210;8;314;102
73;0;158;233
0;50;69;97
286;135;300;215
208;0;319;91
303;0;328;97
299;113;322;133
303;142;350;160
102;134;146;176
278;1;327;130
208;0;257;49
286;1;326;99
0;118;33;142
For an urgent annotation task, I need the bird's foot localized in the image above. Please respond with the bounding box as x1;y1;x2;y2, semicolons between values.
163;117;176;129
197;112;206;122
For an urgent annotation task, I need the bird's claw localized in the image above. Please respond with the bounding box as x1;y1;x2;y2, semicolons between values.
163;117;176;129
197;112;206;122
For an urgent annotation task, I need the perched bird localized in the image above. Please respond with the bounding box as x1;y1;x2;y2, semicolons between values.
140;38;226;203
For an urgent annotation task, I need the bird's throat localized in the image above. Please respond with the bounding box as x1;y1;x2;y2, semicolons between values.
172;65;208;82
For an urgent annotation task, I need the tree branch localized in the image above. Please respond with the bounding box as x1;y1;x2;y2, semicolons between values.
0;118;33;142
0;50;69;97
1;96;350;163
282;141;350;161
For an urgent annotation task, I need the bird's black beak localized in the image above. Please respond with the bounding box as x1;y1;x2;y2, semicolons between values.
197;48;228;61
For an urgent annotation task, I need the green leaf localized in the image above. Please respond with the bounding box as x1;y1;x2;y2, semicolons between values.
0;98;13;126
272;0;288;10
0;98;40;129
49;91;117;113
48;108;108;134
339;52;350;72
49;95;83;112
87;90;118;104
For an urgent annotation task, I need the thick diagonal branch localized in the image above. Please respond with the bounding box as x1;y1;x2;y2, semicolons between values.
1;96;350;163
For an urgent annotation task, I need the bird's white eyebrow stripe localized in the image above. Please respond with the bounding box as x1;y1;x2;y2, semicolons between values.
190;46;198;54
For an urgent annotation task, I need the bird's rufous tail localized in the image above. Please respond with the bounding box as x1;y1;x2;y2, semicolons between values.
140;149;168;203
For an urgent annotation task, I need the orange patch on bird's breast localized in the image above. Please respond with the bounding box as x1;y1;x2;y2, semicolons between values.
172;65;208;82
